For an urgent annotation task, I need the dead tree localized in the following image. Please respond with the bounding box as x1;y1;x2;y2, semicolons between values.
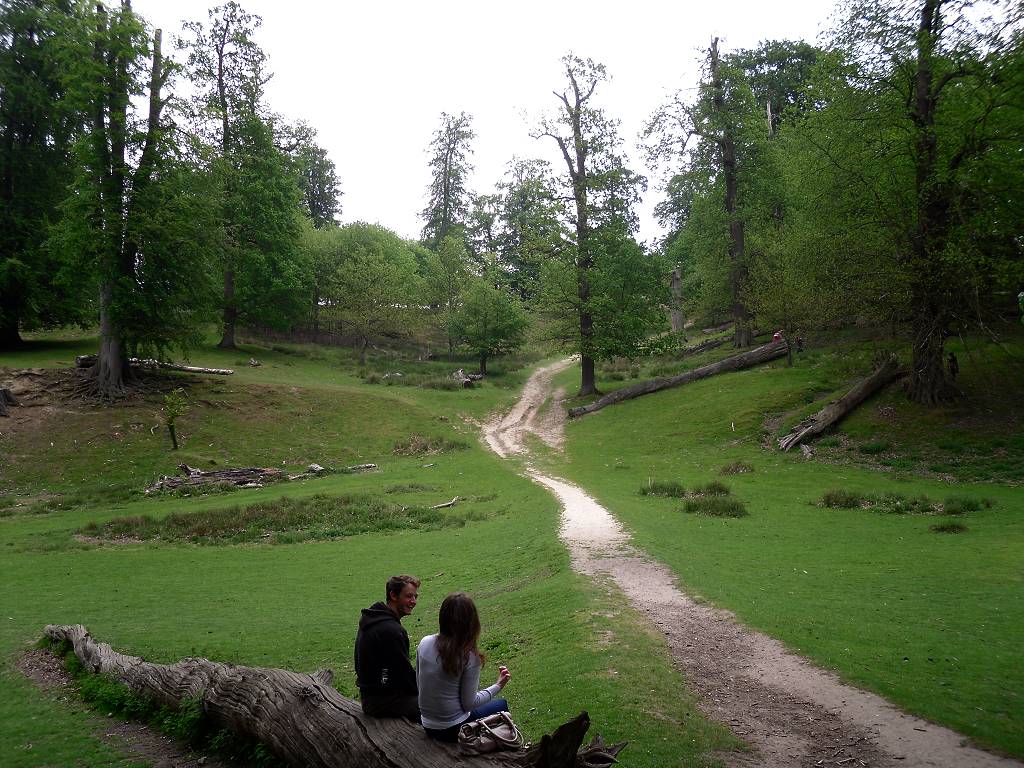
568;341;786;417
777;356;902;451
76;355;234;376
45;624;617;768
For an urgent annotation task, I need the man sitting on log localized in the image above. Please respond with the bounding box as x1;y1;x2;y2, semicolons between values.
355;574;421;720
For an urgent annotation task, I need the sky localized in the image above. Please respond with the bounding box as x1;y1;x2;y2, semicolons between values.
130;0;840;244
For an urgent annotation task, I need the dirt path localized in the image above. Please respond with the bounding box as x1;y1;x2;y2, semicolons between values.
483;360;1021;768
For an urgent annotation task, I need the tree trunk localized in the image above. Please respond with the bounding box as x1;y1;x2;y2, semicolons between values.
44;624;605;768
358;338;368;365
777;356;902;451
91;282;128;398
569;340;786;417
479;353;487;376
669;267;684;333
709;38;753;349
905;312;954;405
218;269;237;349
0;308;22;348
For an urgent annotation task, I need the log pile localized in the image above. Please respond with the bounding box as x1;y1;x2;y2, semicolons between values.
145;464;291;493
44;624;619;768
569;341;787;418
76;355;234;376
777;355;902;452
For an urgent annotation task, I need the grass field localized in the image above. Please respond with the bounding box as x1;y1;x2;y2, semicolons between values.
1;336;734;767
549;328;1024;757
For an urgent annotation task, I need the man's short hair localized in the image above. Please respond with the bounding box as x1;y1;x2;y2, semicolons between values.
386;574;420;602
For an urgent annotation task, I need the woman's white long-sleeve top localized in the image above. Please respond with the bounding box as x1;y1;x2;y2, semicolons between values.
416;634;501;729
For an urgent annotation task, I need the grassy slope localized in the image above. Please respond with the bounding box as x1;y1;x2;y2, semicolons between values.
0;337;732;768
549;332;1024;757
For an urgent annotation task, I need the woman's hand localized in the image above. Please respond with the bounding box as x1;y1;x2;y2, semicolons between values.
496;665;511;689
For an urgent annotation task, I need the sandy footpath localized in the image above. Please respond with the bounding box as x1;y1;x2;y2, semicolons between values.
483;359;1020;768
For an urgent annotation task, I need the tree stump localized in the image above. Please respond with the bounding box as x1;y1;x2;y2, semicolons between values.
44;624;618;768
0;387;18;416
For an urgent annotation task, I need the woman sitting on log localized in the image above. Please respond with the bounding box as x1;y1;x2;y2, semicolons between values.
416;592;512;741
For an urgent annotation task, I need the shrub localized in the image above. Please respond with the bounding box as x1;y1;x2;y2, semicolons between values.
719;461;753;475
820;489;864;508
692;481;731;496
858;440;892;455
942;495;984;515
682;496;748;517
419;376;463;391
639;480;686;498
364;372;381;385
931;522;968;534
873;493;934;515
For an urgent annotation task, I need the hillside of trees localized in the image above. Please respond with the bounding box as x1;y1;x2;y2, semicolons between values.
2;0;1021;406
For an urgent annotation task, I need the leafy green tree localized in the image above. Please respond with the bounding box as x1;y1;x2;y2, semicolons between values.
536;55;652;395
493;158;567;301
180;1;308;349
278;119;341;228
422;234;470;360
450;278;528;375
330;223;423;363
421;111;474;250
0;0;84;347
802;0;1024;404
48;3;220;397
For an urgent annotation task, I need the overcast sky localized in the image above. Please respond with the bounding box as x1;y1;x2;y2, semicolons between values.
131;0;840;244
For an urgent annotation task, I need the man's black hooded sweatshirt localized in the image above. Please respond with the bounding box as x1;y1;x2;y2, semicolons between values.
354;602;417;699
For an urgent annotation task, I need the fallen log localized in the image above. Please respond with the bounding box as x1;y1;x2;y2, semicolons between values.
569;341;787;418
76;354;233;376
44;624;613;768
777;355;902;452
680;337;726;357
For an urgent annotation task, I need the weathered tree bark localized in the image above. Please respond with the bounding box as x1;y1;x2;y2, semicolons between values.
669;267;684;333
146;464;289;493
217;270;238;349
44;624;606;768
569;340;786;417
76;355;234;376
777;356;902;451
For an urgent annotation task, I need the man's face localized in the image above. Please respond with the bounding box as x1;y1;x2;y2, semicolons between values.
389;583;418;618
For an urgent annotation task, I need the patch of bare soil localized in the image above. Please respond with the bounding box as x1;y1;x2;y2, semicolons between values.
484;359;1022;768
18;648;230;768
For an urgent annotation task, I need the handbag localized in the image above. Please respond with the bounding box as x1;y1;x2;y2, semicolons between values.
457;711;525;754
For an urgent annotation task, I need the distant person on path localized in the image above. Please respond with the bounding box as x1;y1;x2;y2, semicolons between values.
355;574;421;720
417;592;511;742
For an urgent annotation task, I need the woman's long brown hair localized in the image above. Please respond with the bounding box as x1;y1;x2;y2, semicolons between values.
436;592;485;676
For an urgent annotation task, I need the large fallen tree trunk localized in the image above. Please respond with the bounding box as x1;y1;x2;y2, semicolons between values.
777;356;902;452
76;355;234;376
568;341;787;418
0;387;18;416
45;624;613;768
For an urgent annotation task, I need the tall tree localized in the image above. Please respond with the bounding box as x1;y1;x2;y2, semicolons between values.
0;0;82;347
537;55;651;395
422;234;470;360
810;0;1024;404
180;1;301;350
421;111;474;250
48;1;217;397
493;158;566;301
646;40;762;348
278;119;341;228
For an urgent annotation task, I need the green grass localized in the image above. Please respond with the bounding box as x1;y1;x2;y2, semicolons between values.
1;334;732;767
550;332;1024;757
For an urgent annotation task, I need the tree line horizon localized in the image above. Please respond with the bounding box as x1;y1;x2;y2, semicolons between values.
1;0;1021;404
